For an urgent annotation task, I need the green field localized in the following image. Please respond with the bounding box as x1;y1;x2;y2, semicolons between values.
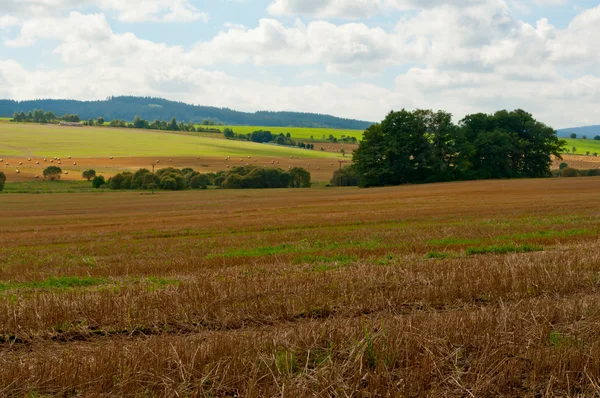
563;138;600;155
200;125;365;141
0;123;342;159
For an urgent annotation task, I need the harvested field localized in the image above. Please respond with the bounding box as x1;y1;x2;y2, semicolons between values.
2;178;600;396
1;156;347;183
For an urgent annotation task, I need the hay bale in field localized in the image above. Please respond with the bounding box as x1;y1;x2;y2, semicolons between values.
110;156;113;159
16;170;20;173
35;175;39;179
73;162;77;165
19;162;22;165
28;158;31;161
36;161;39;164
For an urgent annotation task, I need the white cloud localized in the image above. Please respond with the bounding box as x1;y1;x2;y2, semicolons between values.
0;0;207;23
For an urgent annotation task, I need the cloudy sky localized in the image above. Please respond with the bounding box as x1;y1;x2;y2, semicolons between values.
0;0;599;128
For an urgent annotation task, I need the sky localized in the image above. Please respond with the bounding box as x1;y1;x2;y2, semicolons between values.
0;1;599;128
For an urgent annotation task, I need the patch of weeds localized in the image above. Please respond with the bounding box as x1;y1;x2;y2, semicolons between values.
275;349;298;376
428;237;482;246
466;243;543;256
147;276;180;287
503;228;594;241
425;251;458;259
548;331;582;348
297;254;358;267
0;276;108;292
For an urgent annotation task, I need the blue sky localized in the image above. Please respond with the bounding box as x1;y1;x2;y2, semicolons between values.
1;0;600;128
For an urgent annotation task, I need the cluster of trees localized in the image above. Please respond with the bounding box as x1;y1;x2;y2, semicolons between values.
224;128;315;149
216;166;311;189
11;110;80;123
106;168;210;191
353;109;566;187
105;166;311;191
94;115;220;133
558;162;600;177
0;97;372;129
0;171;5;192
569;133;600;140
326;134;358;144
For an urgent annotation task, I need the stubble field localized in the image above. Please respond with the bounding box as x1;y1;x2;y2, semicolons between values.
2;178;600;396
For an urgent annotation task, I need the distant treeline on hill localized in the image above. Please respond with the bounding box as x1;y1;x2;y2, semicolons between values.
0;96;373;130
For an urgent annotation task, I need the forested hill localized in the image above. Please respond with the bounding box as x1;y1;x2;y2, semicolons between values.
557;125;600;138
0;96;373;130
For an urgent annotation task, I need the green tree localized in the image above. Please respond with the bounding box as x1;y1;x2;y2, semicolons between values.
330;165;359;186
88;118;94;126
223;128;235;139
289;167;311;188
43;166;62;181
97;117;105;126
92;175;106;188
583;135;588;140
82;169;96;181
594;136;600;141
0;171;5;192
559;162;569;170
570;133;577;139
561;168;579;177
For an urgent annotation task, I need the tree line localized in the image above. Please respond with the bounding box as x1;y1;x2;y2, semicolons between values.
224;128;316;150
11;110;81;123
351;109;566;187
102;166;311;191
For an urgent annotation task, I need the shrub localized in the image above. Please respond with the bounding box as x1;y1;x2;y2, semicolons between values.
330;165;359;186
92;175;106;188
189;174;210;189
82;169;96;181
43;166;62;181
0;171;5;192
559;162;569;171
560;167;579;178
289;167;311;188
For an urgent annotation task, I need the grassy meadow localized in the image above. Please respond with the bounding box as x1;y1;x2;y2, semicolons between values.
197;125;365;141
563;138;600;155
0;123;341;159
2;178;600;396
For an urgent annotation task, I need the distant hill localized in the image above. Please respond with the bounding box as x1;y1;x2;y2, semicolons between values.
557;125;600;138
0;96;373;130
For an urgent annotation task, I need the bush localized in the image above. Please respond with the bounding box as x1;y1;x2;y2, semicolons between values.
559;162;569;171
330;165;359;186
92;175;106;188
82;169;97;181
43;166;62;181
289;167;311;188
560;167;579;178
0;171;5;192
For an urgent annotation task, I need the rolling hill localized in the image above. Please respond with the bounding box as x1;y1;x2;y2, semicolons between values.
557;125;600;138
0;96;373;130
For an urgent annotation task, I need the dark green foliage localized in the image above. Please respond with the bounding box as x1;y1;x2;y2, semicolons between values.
250;130;273;143
559;163;569;171
43;166;62;181
92;175;106;188
289;167;312;188
82;169;96;181
0;171;5;192
97;117;104;125
11;109;58;123
107;167;213;191
214;166;310;189
353;109;565;187
330;165;359;186
223;128;235;139
595;136;600;141
570;133;577;139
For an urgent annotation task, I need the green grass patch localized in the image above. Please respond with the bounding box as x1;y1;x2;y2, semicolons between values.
503;228;594;241
548;331;582;348
425;251;453;259
0;276;108;292
466;243;543;256
297;254;358;267
562;138;600;156
1;180;97;194
0;123;341;159
428;237;483;246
